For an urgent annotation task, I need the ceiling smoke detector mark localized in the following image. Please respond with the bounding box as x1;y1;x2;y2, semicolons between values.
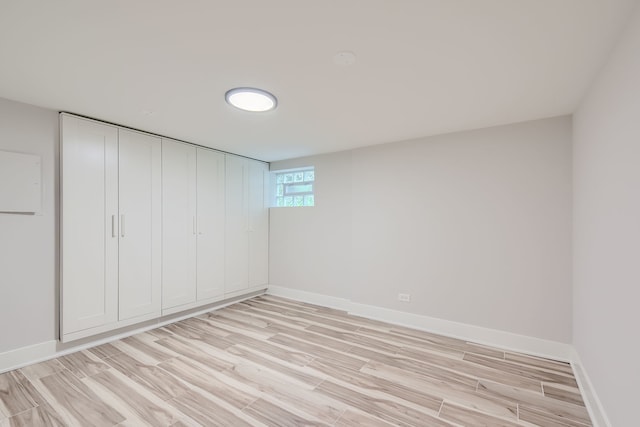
140;109;155;116
398;293;411;302
333;51;357;66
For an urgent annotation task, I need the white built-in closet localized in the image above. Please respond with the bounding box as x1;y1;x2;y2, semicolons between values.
60;114;268;342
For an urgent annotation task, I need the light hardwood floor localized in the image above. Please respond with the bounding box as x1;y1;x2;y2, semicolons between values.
0;295;591;426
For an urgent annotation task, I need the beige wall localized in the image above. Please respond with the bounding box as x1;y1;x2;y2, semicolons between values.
0;97;59;352
270;116;573;342
573;3;640;426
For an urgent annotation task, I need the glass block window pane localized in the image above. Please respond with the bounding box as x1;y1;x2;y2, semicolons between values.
285;184;312;194
272;166;315;208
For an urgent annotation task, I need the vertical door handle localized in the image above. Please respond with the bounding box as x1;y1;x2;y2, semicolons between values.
111;215;116;237
120;214;125;237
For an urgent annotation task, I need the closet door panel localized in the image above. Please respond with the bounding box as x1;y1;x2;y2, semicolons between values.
118;130;162;321
61;115;118;335
248;161;269;287
197;148;225;300
224;155;249;293
162;140;197;310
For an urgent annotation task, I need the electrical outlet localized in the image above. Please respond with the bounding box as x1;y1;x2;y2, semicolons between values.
398;293;411;302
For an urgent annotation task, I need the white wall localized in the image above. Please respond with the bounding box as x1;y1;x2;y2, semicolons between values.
573;3;640;426
269;151;353;301
271;116;573;342
0;97;59;353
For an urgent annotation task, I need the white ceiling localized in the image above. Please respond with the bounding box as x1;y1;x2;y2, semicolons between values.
0;1;636;161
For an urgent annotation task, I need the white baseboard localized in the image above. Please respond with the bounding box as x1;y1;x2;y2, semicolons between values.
0;290;265;375
571;356;611;427
349;301;577;362
266;285;352;311
267;285;575;362
0;340;58;374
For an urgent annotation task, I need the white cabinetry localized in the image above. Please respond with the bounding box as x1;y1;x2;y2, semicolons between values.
61;115;118;335
62;116;162;341
118;130;162;321
249;160;269;287
225;155;249;293
225;155;269;295
61;114;268;342
196;148;226;301
161;141;226;313
162;139;197;310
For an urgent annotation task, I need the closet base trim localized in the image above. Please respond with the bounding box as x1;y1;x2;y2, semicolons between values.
0;289;266;374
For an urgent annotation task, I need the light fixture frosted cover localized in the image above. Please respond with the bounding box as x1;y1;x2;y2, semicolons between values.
225;87;277;112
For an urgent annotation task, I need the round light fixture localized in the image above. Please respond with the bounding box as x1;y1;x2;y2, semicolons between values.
225;87;277;112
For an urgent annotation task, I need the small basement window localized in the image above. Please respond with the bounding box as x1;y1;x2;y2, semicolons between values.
272;167;315;207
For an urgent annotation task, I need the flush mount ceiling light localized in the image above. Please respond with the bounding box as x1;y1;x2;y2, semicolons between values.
225;87;277;112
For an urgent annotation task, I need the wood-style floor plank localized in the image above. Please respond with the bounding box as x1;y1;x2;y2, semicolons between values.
464;352;578;388
542;382;586;407
267;334;368;371
225;345;326;387
36;370;125;426
242;397;329;427
167;389;256;427
0;295;591;426
316;379;453;427
1;404;66;427
18;359;65;382
57;350;110;379
0;371;38;417
334;407;395;427
439;401;522;427
83;369;177;426
310;358;443;411
103;352;189;401
158;357;258;410
477;379;591;425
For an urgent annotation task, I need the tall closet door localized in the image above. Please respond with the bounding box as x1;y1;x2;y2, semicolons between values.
248;160;269;287
162;139;197;310
224;154;249;293
61;115;118;336
197;148;225;300
118;129;162;321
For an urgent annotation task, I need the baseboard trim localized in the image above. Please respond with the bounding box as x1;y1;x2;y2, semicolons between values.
267;285;575;362
571;356;611;427
266;285;352;311
0;290;265;375
0;340;58;375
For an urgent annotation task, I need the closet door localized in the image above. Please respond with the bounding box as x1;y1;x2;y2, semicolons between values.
118;129;162;321
248;160;269;287
61;115;118;335
196;148;225;300
224;154;249;293
162;139;197;310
